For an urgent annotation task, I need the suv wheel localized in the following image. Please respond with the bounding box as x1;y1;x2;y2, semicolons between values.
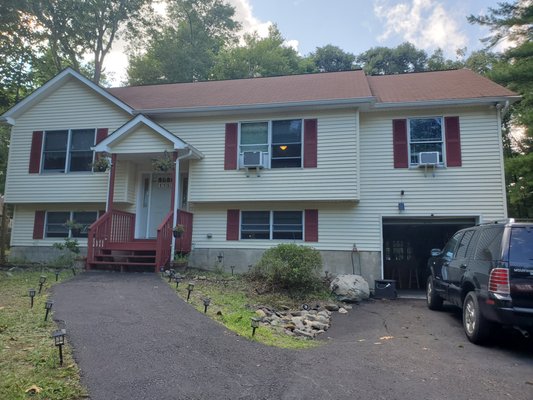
426;276;443;310
463;291;492;344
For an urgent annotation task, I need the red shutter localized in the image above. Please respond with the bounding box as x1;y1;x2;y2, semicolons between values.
95;128;108;144
224;123;238;170
304;209;318;242
29;131;43;173
33;210;46;239
445;116;462;167
392;119;408;168
303;119;318;168
226;209;240;240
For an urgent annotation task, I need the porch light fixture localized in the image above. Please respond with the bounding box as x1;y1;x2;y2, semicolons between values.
29;288;36;308
251;317;260;336
203;297;211;313
55;269;60;281
187;282;195;302
279;145;288;151
51;329;66;366
217;251;224;264
398;190;405;212
44;300;54;321
38;276;47;294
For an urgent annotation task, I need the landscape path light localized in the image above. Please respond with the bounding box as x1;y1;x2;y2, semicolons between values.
28;288;36;308
38;275;47;294
44;300;54;321
71;266;76;276
175;274;182;289
203;297;211;313
55;268;60;281
251;317;260;337
187;282;195;302
230;265;235;276
51;329;66;366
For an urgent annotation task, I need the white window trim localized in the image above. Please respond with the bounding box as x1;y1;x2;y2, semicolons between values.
240;210;304;240
407;116;446;167
41;128;97;174
238;119;303;169
45;210;98;239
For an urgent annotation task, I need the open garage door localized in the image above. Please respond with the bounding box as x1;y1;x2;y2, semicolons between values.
382;217;477;290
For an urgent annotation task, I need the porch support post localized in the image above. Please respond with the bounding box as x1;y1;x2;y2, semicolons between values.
171;152;180;257
106;153;118;212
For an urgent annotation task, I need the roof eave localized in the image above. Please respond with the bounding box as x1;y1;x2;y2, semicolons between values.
132;97;377;116
371;96;521;110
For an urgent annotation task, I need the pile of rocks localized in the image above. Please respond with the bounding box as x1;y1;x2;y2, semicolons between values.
255;304;349;339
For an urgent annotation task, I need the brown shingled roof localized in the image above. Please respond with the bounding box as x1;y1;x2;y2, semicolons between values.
107;69;517;111
367;69;516;103
108;70;372;110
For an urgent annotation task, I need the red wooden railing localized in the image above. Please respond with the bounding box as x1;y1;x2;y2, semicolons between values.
155;211;174;272
154;210;194;272
176;210;193;254
87;210;136;268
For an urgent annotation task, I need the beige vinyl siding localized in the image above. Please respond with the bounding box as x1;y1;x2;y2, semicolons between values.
356;106;506;251
111;125;174;154
5;78;131;203
160;110;359;202
113;160;137;204
11;203;104;247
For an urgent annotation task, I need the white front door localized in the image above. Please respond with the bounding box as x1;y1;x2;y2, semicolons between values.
137;173;172;238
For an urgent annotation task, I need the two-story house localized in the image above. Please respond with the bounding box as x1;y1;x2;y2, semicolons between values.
1;68;518;289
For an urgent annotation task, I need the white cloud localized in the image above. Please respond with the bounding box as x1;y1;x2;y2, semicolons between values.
228;0;272;38
284;39;300;52
374;0;468;55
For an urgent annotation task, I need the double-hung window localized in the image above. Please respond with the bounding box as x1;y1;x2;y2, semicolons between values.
42;129;96;172
408;117;444;165
239;119;302;168
241;211;303;240
45;211;98;238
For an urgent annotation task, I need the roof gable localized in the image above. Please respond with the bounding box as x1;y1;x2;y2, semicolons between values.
1;68;133;124
94;115;203;158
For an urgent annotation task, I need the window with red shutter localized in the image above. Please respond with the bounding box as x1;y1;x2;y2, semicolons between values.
224;123;238;170
392;120;408;168
33;210;46;239
445;116;462;167
303;119;317;168
305;209;318;242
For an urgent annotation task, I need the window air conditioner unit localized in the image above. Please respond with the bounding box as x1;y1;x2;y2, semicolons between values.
241;151;265;168
418;151;440;167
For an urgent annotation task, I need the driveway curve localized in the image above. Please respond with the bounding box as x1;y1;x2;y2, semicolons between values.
53;272;533;400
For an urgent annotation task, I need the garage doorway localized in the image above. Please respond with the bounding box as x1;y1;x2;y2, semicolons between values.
382;217;477;290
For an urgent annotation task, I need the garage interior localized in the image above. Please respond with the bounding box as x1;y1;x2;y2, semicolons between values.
382;217;477;290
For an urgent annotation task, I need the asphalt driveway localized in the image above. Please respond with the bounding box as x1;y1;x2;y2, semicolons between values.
52;272;533;400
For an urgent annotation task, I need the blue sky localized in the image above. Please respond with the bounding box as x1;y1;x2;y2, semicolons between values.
107;0;503;85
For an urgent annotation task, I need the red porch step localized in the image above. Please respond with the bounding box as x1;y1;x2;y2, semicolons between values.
88;240;158;272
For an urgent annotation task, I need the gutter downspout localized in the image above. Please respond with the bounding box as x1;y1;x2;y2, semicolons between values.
496;101;510;218
171;148;193;257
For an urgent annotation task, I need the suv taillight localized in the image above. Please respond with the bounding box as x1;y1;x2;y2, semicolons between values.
488;268;510;295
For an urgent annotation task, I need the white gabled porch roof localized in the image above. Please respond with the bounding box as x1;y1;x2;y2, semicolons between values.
93;114;204;159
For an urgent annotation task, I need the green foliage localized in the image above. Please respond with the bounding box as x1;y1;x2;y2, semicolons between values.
310;44;356;72
250;244;323;298
127;0;240;84
505;153;533;217
52;238;80;255
357;42;428;75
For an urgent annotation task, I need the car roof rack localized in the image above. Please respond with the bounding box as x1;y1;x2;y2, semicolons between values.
478;218;533;226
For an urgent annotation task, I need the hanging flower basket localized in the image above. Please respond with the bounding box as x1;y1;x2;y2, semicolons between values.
152;151;174;172
173;224;185;238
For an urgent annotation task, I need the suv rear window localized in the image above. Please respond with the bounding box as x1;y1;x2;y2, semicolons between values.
509;227;533;265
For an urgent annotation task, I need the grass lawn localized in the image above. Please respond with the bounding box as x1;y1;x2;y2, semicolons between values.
166;271;331;350
0;269;87;400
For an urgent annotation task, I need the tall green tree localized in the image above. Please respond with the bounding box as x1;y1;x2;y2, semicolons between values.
127;0;240;84
469;0;533;217
357;42;428;75
210;25;307;80
310;44;356;72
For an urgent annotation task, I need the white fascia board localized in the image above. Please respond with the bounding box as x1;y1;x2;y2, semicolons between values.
370;96;521;111
132;97;377;116
1;67;133;123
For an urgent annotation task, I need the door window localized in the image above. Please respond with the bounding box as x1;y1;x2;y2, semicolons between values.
455;230;474;259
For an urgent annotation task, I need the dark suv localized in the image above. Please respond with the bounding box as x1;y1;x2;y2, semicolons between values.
426;219;533;344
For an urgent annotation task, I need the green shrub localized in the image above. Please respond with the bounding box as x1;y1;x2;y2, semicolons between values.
250;244;323;297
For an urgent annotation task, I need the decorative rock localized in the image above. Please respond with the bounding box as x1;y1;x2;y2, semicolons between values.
325;303;340;312
198;276;207;280
294;329;315;339
330;274;370;302
308;321;329;331
255;309;266;318
338;307;348;314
